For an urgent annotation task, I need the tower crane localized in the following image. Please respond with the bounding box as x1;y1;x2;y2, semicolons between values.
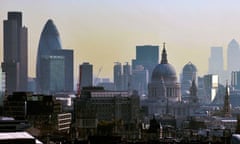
94;66;103;86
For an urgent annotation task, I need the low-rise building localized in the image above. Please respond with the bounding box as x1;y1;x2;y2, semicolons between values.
74;87;140;139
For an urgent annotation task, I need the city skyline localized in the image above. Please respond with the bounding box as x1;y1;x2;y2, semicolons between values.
1;0;240;81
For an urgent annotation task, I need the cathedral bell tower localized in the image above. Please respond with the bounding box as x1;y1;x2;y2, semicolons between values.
223;81;231;117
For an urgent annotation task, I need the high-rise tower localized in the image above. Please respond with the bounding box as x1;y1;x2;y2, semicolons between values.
114;62;122;91
132;45;159;82
2;12;28;94
79;62;93;89
209;47;224;74
36;19;73;94
123;62;131;91
39;55;65;94
227;39;240;77
181;62;197;97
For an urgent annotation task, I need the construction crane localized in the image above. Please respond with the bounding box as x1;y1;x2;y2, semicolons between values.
94;66;103;86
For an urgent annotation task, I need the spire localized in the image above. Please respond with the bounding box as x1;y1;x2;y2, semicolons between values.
190;79;198;103
223;81;231;117
161;42;168;64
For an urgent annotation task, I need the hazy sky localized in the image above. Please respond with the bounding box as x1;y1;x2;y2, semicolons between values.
1;0;240;82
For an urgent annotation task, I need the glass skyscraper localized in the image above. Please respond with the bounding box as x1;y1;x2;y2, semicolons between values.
36;19;73;94
2;12;28;94
132;45;159;82
40;56;65;94
79;62;93;90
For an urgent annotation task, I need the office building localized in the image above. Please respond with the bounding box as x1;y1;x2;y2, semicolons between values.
208;46;227;84
50;50;74;92
122;62;131;91
74;87;140;139
114;62;122;90
36;19;74;93
231;71;240;90
2;12;28;94
227;39;240;78
132;65;148;96
39;55;65;94
181;62;197;98
203;74;219;104
79;62;93;89
209;47;224;74
3;92;71;135
132;45;159;82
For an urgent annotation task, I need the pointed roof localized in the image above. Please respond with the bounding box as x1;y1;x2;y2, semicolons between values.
161;42;168;64
228;39;239;49
42;19;60;36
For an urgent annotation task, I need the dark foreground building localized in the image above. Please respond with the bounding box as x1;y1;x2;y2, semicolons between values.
2;12;28;94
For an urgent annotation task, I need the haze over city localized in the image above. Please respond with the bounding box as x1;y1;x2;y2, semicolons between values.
1;0;240;81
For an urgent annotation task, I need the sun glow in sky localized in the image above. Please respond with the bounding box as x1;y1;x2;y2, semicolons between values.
1;0;240;83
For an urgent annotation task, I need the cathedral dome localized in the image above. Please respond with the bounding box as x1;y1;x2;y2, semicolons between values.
152;63;177;81
151;44;177;82
183;62;197;73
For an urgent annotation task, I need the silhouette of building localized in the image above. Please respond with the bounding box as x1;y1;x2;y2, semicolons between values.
79;62;93;89
227;39;240;78
122;62;131;91
132;45;159;82
0;67;5;93
50;50;73;92
144;44;188;119
181;62;197;99
74;87;140;139
39;55;65;94
231;71;240;90
114;62;122;91
209;47;224;74
208;46;227;84
203;74;219;104
223;82;231;117
2;12;28;94
148;44;181;102
132;65;148;96
36;19;73;94
3;92;71;136
189;79;198;104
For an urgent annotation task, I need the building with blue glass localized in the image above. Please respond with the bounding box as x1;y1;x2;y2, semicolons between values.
36;19;73;94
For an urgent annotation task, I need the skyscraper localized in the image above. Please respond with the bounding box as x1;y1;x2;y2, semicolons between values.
132;65;148;95
2;12;28;94
50;50;73;92
79;62;93;89
114;62;122;91
122;62;131;91
227;39;240;77
39;55;65;94
203;74;219;104
132;45;159;81
181;62;197;97
208;47;224;74
231;71;240;90
36;19;74;93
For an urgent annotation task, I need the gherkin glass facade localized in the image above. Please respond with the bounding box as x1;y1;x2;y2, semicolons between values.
36;19;73;94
